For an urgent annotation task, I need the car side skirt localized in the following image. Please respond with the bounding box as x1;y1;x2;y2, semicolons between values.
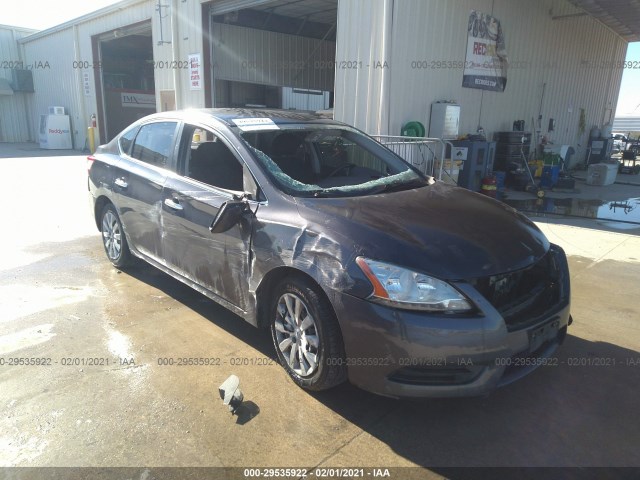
129;247;256;326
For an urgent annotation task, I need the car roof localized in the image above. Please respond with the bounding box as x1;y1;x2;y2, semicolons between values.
139;108;342;127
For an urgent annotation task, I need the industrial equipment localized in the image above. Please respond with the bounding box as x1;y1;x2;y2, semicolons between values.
449;140;496;192
586;137;613;165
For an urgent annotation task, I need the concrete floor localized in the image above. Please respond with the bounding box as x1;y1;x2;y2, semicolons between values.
501;163;640;234
1;146;639;478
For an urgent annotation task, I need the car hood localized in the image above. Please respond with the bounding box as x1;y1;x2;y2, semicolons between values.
295;182;549;279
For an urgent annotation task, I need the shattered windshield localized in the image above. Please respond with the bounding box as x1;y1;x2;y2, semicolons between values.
237;125;428;198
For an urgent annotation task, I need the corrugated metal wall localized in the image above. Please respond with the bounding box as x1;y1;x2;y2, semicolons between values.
11;0;629;159
21;0;154;147
612;117;640;132
74;1;154;143
333;0;393;134
168;0;206;109
211;22;335;91
17;0;212;146
0;26;36;142
282;87;331;110
334;0;628;163
22;28;78;146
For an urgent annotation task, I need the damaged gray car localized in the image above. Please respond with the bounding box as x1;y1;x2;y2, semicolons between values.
88;109;571;398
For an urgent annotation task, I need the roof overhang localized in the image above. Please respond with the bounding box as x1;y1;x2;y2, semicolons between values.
211;0;337;25
18;0;147;44
613;117;640;132
567;0;640;42
0;23;38;34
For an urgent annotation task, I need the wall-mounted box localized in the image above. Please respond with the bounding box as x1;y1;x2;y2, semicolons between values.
429;103;460;139
11;69;34;92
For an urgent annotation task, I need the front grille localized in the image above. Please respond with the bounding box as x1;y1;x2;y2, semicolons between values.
388;366;483;386
471;246;569;331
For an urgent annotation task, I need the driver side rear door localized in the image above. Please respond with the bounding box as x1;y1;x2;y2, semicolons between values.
112;121;179;263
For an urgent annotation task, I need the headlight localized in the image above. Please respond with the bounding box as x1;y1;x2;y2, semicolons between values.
355;257;473;312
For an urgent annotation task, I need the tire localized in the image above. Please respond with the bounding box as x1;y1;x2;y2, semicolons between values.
270;277;347;391
100;203;132;268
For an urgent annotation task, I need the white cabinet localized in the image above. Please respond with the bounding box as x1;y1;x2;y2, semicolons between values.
429;103;460;140
586;163;617;186
39;114;72;149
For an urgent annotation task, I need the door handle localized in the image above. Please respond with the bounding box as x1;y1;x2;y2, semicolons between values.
164;197;183;211
114;177;128;189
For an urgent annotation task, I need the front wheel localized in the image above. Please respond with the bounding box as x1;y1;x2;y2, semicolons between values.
270;277;347;391
100;204;132;268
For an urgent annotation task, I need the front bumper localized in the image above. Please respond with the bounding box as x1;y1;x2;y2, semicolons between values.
334;293;570;398
331;247;571;399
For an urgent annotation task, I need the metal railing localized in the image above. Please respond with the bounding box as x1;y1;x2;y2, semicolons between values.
372;135;447;180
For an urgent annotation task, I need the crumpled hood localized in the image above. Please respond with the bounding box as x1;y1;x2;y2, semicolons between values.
295;182;549;279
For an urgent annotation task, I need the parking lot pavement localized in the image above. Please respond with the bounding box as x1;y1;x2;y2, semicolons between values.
0;152;639;477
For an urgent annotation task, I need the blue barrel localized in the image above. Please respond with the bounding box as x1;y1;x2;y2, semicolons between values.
540;166;560;188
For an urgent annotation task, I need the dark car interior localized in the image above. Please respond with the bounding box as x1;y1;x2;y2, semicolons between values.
269;133;315;183
130;122;177;168
172;123;418;198
241;129;392;189
189;141;243;191
179;126;244;192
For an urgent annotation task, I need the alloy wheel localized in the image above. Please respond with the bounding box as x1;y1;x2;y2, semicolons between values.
102;210;122;261
274;293;320;377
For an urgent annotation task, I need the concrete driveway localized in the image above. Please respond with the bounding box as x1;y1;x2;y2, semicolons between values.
1;150;639;479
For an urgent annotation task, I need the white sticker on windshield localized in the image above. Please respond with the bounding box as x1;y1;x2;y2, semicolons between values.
232;118;280;131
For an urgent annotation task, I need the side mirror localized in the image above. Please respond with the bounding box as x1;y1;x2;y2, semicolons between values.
209;200;248;234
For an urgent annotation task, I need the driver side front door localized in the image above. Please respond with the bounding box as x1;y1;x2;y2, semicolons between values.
160;124;254;313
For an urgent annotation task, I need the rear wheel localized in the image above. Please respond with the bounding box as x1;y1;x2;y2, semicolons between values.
100;204;132;268
270;277;347;390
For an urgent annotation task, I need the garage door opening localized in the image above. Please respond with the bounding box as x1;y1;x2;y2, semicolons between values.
207;0;336;113
93;22;155;142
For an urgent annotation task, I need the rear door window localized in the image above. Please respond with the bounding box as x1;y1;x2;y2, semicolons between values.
131;122;178;169
119;126;138;155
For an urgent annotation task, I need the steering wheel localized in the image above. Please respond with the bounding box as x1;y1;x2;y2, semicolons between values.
325;163;355;179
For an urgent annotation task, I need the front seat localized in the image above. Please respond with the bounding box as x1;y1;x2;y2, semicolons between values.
271;133;313;183
190;141;243;191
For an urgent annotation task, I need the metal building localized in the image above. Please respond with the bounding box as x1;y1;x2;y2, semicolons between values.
613;117;640;133
0;24;38;142
3;0;639;161
334;0;633;164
